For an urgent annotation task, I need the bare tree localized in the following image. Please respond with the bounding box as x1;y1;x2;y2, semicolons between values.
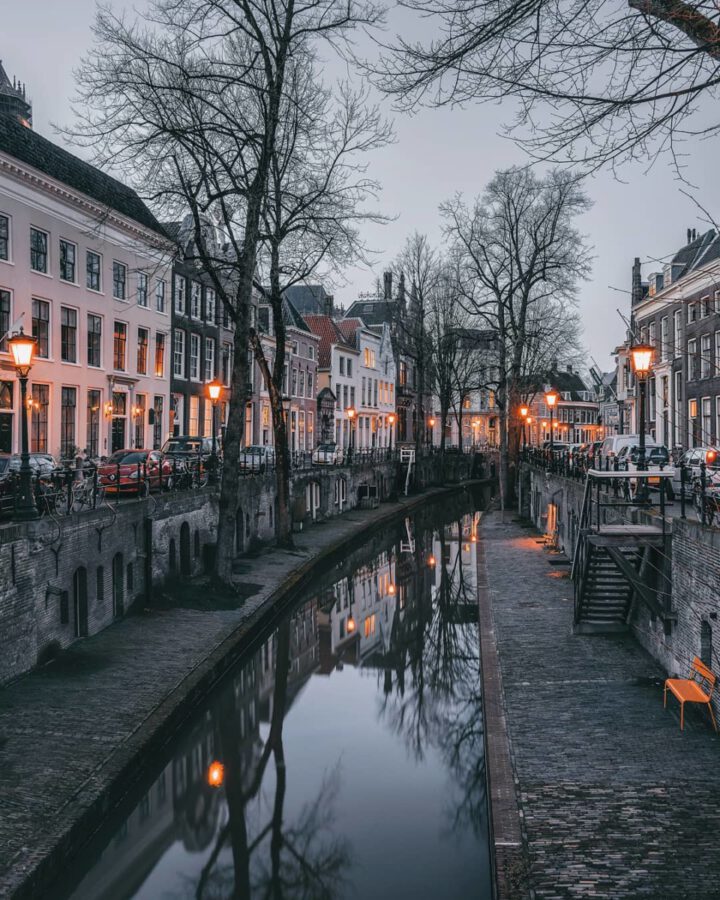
442;168;591;501
253;69;391;546
71;0;381;584
375;0;720;170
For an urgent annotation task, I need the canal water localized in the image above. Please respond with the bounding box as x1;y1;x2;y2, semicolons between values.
64;497;491;900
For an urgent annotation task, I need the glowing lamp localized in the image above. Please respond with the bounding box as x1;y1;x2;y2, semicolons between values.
429;417;436;428
208;379;222;403
388;583;396;596
388;412;396;425
427;554;436;567
519;405;528;418
207;761;225;788
545;388;558;408
630;343;653;379
346;406;356;420
8;328;36;376
347;615;356;633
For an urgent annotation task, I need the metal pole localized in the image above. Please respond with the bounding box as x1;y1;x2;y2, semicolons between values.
15;374;38;520
210;402;218;484
550;408;554;452
636;376;648;502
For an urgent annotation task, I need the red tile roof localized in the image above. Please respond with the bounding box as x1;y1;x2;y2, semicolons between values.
336;318;362;348
304;315;353;368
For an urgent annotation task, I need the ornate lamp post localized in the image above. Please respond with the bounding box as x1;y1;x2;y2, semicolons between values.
630;343;653;501
519;404;529;449
388;411;396;455
526;416;533;447
545;388;559;452
428;415;436;449
8;328;38;520
207;380;222;483
346;405;356;461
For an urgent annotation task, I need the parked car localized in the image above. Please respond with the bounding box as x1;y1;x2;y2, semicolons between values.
312;442;344;465
161;435;217;462
0;452;58;479
679;447;720;479
616;444;671;469
599;434;658;460
238;445;275;473
98;449;171;495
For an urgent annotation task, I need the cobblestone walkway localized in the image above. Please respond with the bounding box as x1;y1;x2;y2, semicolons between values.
483;512;720;900
0;490;458;898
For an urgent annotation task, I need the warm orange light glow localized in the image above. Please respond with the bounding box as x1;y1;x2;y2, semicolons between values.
207;761;225;788
429;417;436;427
526;416;533;424
388;412;396;425
346;406;356;420
471;534;477;543
347;614;356;633
427;554;436;567
630;343;653;378
8;328;36;374
519;405;528;418
464;543;470;552
208;379;222;402
545;388;558;408
388;583;396;595
708;450;717;464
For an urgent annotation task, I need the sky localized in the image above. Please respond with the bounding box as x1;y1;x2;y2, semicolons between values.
5;1;720;373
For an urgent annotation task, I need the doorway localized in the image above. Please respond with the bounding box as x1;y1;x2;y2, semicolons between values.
73;567;88;637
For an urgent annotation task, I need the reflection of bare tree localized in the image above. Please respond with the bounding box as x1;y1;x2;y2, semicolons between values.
196;620;350;900
379;515;487;839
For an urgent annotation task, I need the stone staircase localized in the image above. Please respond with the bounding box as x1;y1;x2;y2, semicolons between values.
575;547;639;633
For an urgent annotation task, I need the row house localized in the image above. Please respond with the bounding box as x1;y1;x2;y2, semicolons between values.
0;113;173;459
337;317;396;449
528;366;600;446
254;296;320;451
305;314;358;449
629;230;720;451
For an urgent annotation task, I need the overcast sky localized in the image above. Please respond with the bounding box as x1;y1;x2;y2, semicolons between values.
5;0;720;373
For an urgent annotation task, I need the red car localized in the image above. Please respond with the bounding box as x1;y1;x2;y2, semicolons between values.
98;449;172;495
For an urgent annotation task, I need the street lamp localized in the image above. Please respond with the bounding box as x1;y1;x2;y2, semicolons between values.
346;406;356;460
526;416;533;447
428;416;436;449
207;380;222;484
519;404;529;448
8;328;38;520
545;387;559;452
388;411;396;455
630;342;653;501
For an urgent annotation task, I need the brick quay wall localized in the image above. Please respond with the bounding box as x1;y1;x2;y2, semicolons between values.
520;463;720;698
0;453;474;685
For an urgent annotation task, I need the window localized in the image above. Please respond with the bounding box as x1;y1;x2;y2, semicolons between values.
361;376;366;405
32;299;50;358
137;327;149;375
674;310;682;357
134;394;146;448
114;322;127;371
701;334;711;379
687;338;697;381
189;396;200;434
205;337;215;381
30;227;48;273
173;329;185;378
702;397;712;446
87;389;101;457
688;302;698;324
60;240;76;282
0;289;10;352
648;320;656;348
155;333;166;377
308;345;315;361
31;384;49;452
174;275;186;314
86;251;101;291
340;356;345;375
660;317;668;362
206;287;216;322
190;282;201;318
222;343;232;385
61;387;77;458
87;314;102;367
350;386;355;407
374;379;378;406
155;279;166;313
702;295;712;318
0;214;9;260
153;396;164;448
364;347;376;368
347;359;353;377
113;261;127;299
137;272;148;307
61;307;77;363
308;372;313;396
299;370;305;398
189;333;200;380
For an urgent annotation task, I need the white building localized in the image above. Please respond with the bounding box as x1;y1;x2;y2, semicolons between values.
0;116;173;459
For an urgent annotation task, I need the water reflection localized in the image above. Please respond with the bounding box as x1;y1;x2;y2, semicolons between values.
69;502;490;900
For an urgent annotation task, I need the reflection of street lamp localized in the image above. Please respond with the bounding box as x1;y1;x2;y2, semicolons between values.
388;411;396;454
207;761;225;788
8;328;38;520
427;553;436;567
208;380;222;484
630;343;653;501
545;388;558;451
346;406;356;459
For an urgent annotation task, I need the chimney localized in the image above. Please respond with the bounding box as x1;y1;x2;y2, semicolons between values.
566;364;573;374
693;228;697;241
325;293;334;316
687;228;692;244
383;271;392;301
631;257;642;306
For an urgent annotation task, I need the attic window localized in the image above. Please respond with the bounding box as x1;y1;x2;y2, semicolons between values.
701;295;711;318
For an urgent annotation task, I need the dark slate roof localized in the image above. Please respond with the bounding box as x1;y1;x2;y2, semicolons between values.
344;298;396;326
547;369;591;399
0;114;166;236
284;284;333;315
282;296;311;333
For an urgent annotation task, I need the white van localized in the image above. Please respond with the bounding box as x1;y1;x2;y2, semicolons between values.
600;434;658;460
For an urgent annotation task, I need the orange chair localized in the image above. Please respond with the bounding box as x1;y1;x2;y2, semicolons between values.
664;656;718;731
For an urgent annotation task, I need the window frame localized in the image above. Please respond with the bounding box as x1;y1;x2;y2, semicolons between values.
137;272;148;308
154;333;166;378
155;279;166;313
59;239;77;284
173;329;186;379
87;314;102;368
113;261;127;300
189;332;201;381
205;336;215;382
32;298;51;359
137;327;149;375
30;226;49;274
0;288;11;353
0;213;11;263
86;250;102;292
113;321;128;371
60;306;78;364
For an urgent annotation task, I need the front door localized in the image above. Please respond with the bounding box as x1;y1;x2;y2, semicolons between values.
0;413;12;453
111;417;125;452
